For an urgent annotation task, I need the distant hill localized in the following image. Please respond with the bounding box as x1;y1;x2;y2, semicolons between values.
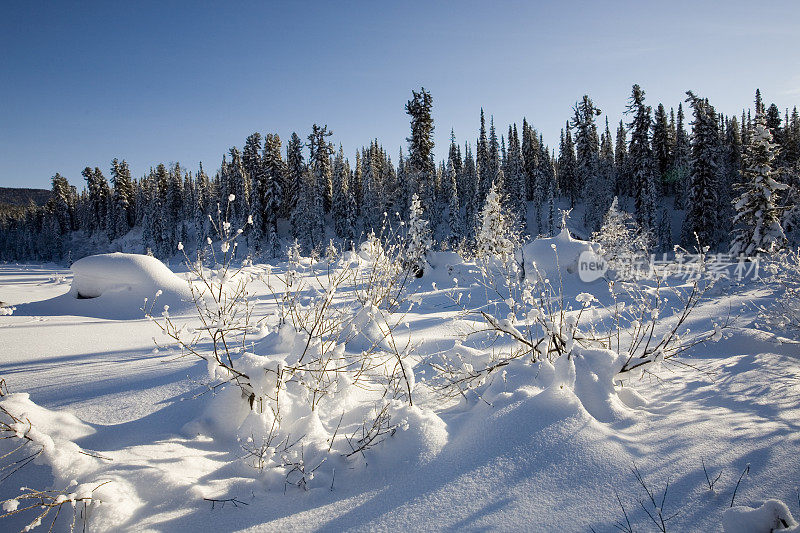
0;187;51;207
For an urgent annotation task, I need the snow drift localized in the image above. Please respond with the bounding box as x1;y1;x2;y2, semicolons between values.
519;227;601;287
69;253;187;300
14;253;193;319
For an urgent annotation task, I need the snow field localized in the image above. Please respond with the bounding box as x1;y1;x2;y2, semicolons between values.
0;234;799;531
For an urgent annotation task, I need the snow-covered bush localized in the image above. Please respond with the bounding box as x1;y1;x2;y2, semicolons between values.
760;247;800;335
354;226;414;310
591;196;651;281
723;500;799;533
148;212;436;490
433;232;729;415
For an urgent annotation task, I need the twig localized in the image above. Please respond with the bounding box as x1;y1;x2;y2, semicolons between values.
730;463;750;508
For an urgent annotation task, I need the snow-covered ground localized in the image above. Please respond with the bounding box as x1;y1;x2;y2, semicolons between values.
1;243;799;532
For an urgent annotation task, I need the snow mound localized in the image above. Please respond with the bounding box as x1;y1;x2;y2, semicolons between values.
519;227;600;286
70;253;187;299
16;253;193;319
723;500;800;532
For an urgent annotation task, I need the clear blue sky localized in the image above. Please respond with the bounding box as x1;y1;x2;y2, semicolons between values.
2;1;799;190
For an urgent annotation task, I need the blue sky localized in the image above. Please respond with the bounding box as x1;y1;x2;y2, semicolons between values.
2;1;799;190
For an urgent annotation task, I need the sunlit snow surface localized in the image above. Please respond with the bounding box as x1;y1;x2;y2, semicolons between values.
0;254;799;532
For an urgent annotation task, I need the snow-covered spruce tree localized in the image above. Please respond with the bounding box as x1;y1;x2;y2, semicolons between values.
614;119;628;197
227;148;250;232
193;163;212;250
243;133;265;253
151;163;171;257
583;117;614;235
670;102;691;209
361;143;383;234
729;108;788;256
331;146;357;247
405;88;435;215
476;180;516;260
521;118;538;203
488;117;501;194
475;109;490;215
49;172;74;236
505;124;526;226
783;162;800;247
285;132;304;221
160;163;184;257
536;135;556;235
110;158;134;240
445;155;462;247
262;133;285;256
559;125;578;207
652;103;673;195
591;196;650;280
462;143;479;239
405;193;431;276
302;124;333;253
292;167;321;255
573;94;601;209
626;84;657;232
681;91;723;249
82;166;110;236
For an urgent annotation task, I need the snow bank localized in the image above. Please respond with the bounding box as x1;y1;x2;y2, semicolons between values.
70;252;188;300
14;253;193;319
0;393;141;530
723;500;800;532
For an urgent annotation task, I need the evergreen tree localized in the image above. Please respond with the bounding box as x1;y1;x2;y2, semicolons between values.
533;135;552;229
332;146;351;240
766;103;782;143
584;119;615;234
405;88;435;214
445;155;461;247
681;91;723;248
361;143;382;234
521;118;539;202
652;103;672;193
488;117;500;192
82;166;110;236
110;158;134;240
405;193;431;276
303;124;333;252
591;197;650;278
476;181;515;259
244;133;266;252
395;148;406;214
49;173;74;235
614;120;629;196
262;134;285;255
671;103;691;208
730;107;788;255
572;95;601;204
462;143;479;237
505;124;525;225
558;125;578;206
626;84;657;231
285;132;304;220
194;163;212;250
227;148;249;231
476;109;490;211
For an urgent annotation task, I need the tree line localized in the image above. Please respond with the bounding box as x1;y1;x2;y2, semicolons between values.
1;86;799;262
